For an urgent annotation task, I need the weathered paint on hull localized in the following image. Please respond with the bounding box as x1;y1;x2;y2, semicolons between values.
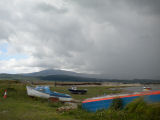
82;91;160;112
26;86;73;102
58;96;73;102
26;86;50;98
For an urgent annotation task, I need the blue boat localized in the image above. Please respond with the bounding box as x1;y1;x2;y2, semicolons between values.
26;86;72;102
82;90;160;112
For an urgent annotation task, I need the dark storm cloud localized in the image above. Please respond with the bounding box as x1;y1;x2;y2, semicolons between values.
69;0;160;79
36;2;68;13
126;0;160;15
0;0;160;79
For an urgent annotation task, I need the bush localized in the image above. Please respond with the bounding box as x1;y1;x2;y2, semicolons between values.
110;98;123;110
124;97;147;113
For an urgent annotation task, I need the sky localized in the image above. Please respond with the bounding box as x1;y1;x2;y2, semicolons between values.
0;0;160;79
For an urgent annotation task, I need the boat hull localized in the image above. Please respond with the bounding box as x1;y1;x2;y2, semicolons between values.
68;89;87;94
50;96;73;102
82;91;160;112
26;86;50;98
26;86;73;102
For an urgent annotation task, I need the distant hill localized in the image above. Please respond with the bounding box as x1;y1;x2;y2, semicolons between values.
37;75;160;84
0;69;160;84
38;75;98;82
0;73;39;81
22;69;95;78
24;69;160;80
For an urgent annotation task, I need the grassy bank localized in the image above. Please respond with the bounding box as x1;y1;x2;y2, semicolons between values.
0;80;160;120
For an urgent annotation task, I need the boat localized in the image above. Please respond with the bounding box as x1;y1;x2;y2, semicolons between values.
26;86;72;102
68;86;87;94
82;90;160;112
26;86;50;98
143;87;152;91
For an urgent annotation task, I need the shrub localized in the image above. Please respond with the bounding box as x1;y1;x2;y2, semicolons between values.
110;98;123;110
124;97;147;113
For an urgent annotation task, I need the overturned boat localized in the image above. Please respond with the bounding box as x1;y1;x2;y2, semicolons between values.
26;86;72;102
82;90;160;112
68;86;87;94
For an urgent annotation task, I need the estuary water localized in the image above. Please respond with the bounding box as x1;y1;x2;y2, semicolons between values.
123;84;160;92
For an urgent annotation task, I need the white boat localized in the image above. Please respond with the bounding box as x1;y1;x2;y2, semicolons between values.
26;86;50;98
26;86;72;102
50;91;73;102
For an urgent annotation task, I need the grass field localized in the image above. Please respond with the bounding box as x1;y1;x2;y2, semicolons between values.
0;80;160;120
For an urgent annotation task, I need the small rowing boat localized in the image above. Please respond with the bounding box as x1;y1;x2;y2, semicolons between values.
143;86;152;91
26;86;72;102
68;86;87;94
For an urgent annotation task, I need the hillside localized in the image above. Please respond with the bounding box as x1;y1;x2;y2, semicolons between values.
22;69;80;77
0;73;160;84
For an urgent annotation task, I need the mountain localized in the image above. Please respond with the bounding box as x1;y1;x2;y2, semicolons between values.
0;72;160;84
38;75;99;82
38;75;160;83
22;69;94;78
22;69;143;80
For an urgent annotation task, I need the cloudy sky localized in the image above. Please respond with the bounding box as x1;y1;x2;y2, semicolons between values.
0;0;160;79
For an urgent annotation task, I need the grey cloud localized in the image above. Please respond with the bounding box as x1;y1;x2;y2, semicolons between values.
68;0;160;78
36;2;68;13
0;0;160;79
126;0;160;15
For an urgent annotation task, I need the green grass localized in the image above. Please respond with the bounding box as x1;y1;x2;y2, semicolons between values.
0;80;160;120
51;86;122;100
0;81;71;120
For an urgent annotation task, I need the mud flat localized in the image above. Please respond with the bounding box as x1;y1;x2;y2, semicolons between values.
28;81;143;87
102;82;141;87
